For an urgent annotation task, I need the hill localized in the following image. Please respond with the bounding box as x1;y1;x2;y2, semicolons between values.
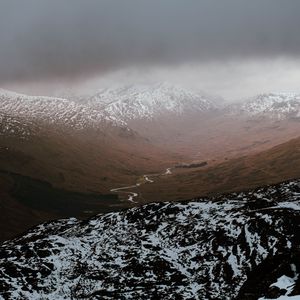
0;179;300;299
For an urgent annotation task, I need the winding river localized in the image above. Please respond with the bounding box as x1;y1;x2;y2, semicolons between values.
110;168;172;202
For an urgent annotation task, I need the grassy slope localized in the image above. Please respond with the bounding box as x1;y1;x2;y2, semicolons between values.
137;137;300;202
0;122;179;242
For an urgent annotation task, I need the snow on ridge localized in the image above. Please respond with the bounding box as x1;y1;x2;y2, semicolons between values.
228;92;300;120
86;82;217;121
0;88;126;133
0;83;218;136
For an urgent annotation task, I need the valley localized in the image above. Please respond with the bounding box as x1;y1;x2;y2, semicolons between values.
136;136;300;202
0;85;299;242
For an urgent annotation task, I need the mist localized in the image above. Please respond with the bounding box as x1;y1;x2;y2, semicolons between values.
1;0;300;100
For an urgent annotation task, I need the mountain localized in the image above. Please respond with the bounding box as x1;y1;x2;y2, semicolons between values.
1;179;300;299
0;93;170;193
2;86;298;162
85;82;217;122
84;86;300;162
83;83;239;159
0;88;127;132
0;88;178;191
228;92;300;120
0;89;180;241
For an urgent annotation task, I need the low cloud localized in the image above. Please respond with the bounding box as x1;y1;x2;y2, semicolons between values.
1;0;300;100
1;1;300;81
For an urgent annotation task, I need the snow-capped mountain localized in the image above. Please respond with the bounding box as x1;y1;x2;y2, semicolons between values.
0;89;125;133
86;82;217;122
0;84;218;139
1;179;300;299
229;93;300;120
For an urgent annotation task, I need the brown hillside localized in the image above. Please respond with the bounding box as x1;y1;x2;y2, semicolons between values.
137;137;300;202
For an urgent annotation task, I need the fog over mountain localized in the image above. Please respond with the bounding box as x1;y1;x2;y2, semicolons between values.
1;0;300;100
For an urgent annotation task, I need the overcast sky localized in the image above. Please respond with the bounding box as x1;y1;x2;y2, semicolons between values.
1;0;300;100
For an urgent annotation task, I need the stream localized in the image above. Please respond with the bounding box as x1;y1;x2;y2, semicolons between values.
110;168;172;202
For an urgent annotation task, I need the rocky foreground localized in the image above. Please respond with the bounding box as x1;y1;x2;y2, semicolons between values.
0;180;300;299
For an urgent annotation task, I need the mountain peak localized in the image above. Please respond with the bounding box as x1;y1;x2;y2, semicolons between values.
86;82;217;121
228;92;300;120
0;89;126;132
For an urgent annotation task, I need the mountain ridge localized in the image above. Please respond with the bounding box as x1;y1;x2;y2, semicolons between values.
85;82;218;123
228;92;300;120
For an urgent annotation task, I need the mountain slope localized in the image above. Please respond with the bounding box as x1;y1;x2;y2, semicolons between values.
85;86;300;161
0;90;181;241
84;82;219;149
0;88;125;130
0;88;179;193
2;87;298;163
0;114;180;241
228;93;300;120
137;136;300;202
0;180;300;299
86;82;217;122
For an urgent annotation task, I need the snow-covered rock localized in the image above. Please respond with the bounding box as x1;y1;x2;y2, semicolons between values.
0;84;218;139
229;93;300;120
86;82;217;122
0;89;125;133
1;180;300;299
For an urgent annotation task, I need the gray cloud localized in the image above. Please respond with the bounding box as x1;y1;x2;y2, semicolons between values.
1;0;300;85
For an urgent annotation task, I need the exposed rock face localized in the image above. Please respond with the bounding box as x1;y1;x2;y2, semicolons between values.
0;180;300;299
